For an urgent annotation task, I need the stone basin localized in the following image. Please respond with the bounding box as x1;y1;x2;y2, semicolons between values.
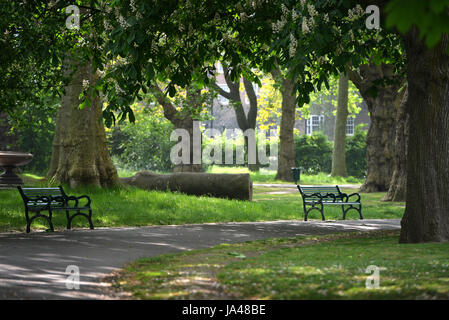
0;151;33;166
0;151;33;186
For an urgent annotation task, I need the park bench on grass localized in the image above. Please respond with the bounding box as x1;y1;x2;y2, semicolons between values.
297;185;362;221
17;186;94;233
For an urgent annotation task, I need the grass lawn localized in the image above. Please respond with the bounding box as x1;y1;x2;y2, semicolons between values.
0;173;403;233
109;230;449;300
207;166;364;185
118;166;365;185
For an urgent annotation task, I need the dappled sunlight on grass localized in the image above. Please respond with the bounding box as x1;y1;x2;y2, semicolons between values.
110;231;449;300
0;173;402;232
207;166;364;184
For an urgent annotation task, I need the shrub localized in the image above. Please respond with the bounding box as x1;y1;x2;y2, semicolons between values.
108;111;175;172
346;124;367;178
294;132;333;174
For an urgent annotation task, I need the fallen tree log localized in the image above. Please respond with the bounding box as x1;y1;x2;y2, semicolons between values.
120;171;253;201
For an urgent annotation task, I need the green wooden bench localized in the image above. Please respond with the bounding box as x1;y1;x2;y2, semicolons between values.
297;185;362;221
17;186;94;233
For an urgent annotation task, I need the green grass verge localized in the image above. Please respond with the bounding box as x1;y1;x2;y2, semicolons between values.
0;173;403;232
109;230;449;300
207;166;364;184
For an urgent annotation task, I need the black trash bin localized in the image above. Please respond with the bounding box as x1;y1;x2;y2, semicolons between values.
291;167;301;185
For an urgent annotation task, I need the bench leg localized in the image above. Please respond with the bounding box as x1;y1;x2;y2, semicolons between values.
25;210;54;233
66;210;94;230
48;209;54;232
88;209;94;230
342;204;363;220
66;210;71;230
304;203;325;221
25;209;31;233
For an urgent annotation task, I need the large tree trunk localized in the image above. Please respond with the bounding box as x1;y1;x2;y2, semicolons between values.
399;31;449;243
272;68;296;182
331;72;349;177
383;86;408;202
47;59;119;187
121;171;252;201
349;64;400;192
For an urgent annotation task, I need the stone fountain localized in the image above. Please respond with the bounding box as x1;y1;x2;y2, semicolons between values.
0;151;33;187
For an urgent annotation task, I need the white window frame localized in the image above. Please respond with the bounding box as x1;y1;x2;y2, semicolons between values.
346;117;355;136
306;115;324;135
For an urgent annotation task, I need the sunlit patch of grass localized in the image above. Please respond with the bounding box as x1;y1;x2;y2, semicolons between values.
110;231;449;300
207;166;364;185
0;173;402;232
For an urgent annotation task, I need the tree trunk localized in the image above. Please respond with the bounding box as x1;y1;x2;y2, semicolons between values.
331;72;349;177
47;59;119;187
121;171;253;201
399;31;449;243
150;84;203;173
211;66;260;171
272;67;296;182
349;64;400;192
382;86;408;202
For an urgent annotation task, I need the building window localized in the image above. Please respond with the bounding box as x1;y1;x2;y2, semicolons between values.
346;117;354;135
217;84;229;105
306;115;323;135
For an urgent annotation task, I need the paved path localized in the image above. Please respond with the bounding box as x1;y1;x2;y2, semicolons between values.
0;219;400;300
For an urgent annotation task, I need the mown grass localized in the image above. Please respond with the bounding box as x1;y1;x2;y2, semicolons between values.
0;173;403;232
110;230;449;300
207;166;364;185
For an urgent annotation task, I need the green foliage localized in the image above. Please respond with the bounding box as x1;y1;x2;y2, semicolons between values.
345;124;367;178
6;95;59;174
294;133;333;174
108;109;175;172
386;0;449;48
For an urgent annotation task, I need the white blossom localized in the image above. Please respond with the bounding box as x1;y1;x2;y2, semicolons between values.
103;19;113;31
118;15;130;28
302;18;310;34
281;4;289;16
289;34;297;58
307;4;318;18
292;10;299;23
130;0;137;13
114;82;125;94
348;4;364;20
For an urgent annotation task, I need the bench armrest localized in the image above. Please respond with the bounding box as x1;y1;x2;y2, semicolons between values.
66;195;91;208
341;193;361;203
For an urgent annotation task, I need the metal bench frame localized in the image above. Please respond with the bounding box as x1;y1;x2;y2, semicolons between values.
297;185;362;221
17;186;94;233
